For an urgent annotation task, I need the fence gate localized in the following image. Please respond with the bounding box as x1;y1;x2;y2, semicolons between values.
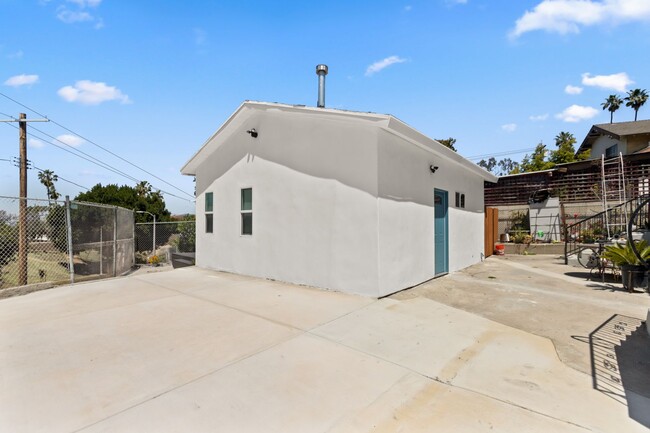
484;207;498;258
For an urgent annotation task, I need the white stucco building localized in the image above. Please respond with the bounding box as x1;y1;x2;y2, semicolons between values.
182;101;497;297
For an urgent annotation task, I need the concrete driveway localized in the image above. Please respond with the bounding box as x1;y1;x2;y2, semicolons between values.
0;265;648;432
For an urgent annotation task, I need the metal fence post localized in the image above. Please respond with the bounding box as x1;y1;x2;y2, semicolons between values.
113;206;117;277
65;196;75;283
131;212;135;267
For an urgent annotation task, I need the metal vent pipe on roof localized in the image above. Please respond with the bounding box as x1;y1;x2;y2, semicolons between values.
316;64;328;108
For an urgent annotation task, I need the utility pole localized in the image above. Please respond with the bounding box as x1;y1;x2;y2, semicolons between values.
18;113;27;285
0;113;49;286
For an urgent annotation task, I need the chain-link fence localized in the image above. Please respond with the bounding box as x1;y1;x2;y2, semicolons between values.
0;196;134;291
69;200;134;280
134;220;195;264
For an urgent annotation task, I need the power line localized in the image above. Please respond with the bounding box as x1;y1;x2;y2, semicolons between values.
0;92;194;198
0;157;89;195
31;163;90;192
1;121;192;202
2;121;140;185
466;147;537;161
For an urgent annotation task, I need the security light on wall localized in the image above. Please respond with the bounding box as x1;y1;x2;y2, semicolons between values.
429;165;439;174
246;128;258;138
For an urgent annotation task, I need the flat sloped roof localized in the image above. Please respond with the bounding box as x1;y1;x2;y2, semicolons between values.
577;119;650;154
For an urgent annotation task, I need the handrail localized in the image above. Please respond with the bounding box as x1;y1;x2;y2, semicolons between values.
564;196;641;264
628;195;650;269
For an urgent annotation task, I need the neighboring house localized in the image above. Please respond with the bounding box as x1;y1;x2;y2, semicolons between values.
182;101;497;297
485;121;650;238
577;119;650;159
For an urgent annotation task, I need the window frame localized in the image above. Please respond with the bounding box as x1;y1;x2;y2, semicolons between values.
205;192;213;234
240;188;253;236
455;192;466;209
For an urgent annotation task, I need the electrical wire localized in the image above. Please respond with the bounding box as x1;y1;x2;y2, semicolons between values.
31;163;90;192
0;91;194;198
466;147;537;160
1;121;192;202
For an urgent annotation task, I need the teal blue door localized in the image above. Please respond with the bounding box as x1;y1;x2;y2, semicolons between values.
434;189;449;276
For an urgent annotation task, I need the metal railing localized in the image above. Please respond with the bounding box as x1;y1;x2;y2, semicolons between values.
0;195;134;290
564;197;642;264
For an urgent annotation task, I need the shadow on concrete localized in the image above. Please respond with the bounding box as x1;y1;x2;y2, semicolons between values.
589;314;650;428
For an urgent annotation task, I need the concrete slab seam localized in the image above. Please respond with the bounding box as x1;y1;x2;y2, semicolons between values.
306;322;593;431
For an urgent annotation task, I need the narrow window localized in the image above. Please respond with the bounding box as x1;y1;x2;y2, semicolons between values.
241;188;252;235
205;192;213;212
205;192;213;233
205;214;213;233
455;192;461;207
460;194;465;208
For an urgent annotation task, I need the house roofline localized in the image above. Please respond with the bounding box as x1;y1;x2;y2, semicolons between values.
181;101;497;183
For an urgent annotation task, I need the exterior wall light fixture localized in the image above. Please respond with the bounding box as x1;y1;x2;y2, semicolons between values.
246;128;258;138
429;165;439;173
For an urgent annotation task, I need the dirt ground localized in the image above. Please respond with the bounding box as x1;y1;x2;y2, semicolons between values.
391;254;650;376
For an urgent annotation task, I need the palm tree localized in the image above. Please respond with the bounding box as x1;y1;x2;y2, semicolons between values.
624;88;649;121
601;94;623;123
135;181;152;198
37;169;60;204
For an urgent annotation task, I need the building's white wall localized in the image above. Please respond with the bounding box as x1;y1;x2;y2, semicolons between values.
590;136;624;158
376;130;485;296
448;179;486;273
195;109;381;296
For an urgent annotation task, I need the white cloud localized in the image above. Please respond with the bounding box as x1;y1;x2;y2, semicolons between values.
510;0;650;38
57;0;102;26
529;113;549;121
56;134;85;147
365;56;407;76
57;9;93;23
28;138;45;149
57;80;131;105
501;123;517;132
581;72;633;92
4;74;39;87
564;84;583;94
67;0;102;7
555;104;599;122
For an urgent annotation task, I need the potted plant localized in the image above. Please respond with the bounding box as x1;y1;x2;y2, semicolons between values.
601;240;650;292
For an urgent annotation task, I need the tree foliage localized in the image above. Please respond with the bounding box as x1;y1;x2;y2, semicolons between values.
0;213;18;269
520;143;555;173
625;88;649;121
478;157;520;176
435;137;457;152
75;182;171;223
38;169;60;204
601;94;623;123
548;131;588;165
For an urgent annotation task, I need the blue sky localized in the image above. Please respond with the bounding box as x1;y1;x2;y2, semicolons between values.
1;0;650;214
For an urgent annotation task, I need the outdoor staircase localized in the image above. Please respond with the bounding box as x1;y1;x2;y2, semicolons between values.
564;196;642;264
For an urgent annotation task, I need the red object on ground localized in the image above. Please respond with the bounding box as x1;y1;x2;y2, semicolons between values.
494;244;505;255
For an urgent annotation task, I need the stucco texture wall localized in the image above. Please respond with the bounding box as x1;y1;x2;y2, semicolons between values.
192;106;487;297
195;108;381;296
376;130;485;295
